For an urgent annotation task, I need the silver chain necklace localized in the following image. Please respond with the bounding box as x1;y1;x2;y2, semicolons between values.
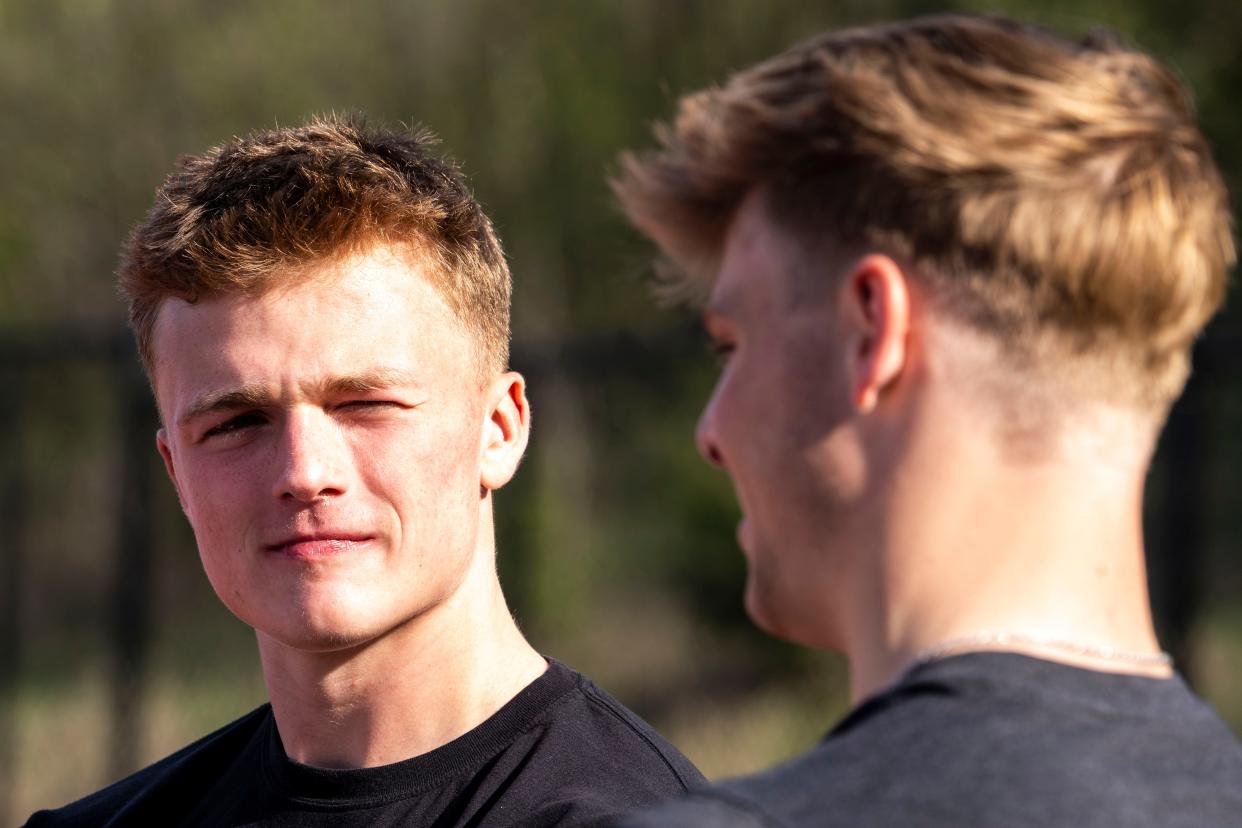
909;631;1173;669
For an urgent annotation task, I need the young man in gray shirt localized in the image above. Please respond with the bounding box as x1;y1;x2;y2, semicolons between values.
612;14;1242;827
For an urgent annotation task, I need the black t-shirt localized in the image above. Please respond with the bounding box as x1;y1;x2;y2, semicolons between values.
26;659;705;827
615;652;1242;827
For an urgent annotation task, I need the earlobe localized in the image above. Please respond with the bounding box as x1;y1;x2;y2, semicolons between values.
844;254;911;412
480;372;532;492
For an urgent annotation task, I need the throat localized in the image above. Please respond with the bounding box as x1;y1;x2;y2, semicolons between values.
257;593;547;768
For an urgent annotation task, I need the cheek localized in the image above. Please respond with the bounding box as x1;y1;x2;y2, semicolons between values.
775;342;851;449
717;355;788;459
376;431;483;563
359;418;482;502
175;458;250;531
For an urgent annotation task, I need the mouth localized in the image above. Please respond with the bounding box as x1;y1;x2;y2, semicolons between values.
265;533;374;561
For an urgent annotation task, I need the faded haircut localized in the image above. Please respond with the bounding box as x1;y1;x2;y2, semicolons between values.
613;14;1234;408
120;115;512;379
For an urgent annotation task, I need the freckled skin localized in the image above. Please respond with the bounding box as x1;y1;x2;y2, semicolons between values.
153;248;490;653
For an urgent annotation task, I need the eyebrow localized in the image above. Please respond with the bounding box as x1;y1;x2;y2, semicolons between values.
177;367;423;427
178;385;272;427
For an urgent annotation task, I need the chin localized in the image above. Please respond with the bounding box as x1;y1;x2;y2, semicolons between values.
238;593;401;654
742;569;834;649
743;577;795;641
263;615;392;654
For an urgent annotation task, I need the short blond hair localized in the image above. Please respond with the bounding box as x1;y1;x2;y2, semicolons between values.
120;115;511;378
613;15;1234;407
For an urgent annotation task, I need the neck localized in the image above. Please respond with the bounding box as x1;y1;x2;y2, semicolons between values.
842;403;1167;703
258;514;545;768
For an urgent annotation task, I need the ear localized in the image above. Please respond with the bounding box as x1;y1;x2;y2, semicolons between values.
839;254;911;412
480;371;531;492
155;428;191;517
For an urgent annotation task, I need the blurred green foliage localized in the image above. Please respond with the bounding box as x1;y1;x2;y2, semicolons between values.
3;0;1240;820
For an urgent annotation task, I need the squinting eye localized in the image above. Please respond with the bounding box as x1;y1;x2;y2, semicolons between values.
341;400;399;410
203;411;266;439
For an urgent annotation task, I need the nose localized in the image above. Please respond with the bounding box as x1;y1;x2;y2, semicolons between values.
273;408;349;502
696;391;726;469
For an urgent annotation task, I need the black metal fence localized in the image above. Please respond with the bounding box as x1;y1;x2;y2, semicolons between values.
0;324;1233;823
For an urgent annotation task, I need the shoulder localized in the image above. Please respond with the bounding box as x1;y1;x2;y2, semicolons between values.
481;660;706;825
605;736;893;828
619;655;1242;828
24;704;272;827
560;666;705;790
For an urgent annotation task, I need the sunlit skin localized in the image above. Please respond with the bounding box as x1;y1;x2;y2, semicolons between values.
151;245;546;768
697;205;866;649
698;189;1168;702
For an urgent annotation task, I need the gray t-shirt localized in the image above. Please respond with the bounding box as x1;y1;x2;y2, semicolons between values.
616;652;1242;827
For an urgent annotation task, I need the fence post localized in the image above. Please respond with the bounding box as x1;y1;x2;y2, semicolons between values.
108;341;157;776
0;363;25;827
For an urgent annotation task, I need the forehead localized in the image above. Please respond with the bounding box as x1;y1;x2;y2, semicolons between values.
709;190;821;316
149;248;474;407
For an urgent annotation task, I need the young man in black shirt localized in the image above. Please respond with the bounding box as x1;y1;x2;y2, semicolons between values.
27;116;703;826
612;14;1242;827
